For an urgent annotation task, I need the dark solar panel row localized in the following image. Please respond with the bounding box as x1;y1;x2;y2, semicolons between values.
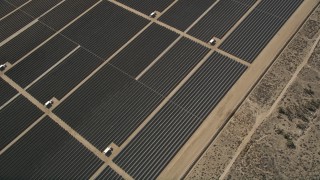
54;64;163;150
0;22;55;64
110;24;179;77
96;166;124;180
61;1;149;59
171;52;247;119
39;0;100;30
139;37;210;96
27;48;103;103
117;0;174;15
188;0;255;41
6;34;77;88
105;81;163;147
159;0;216;31
0;10;33;42
114;102;200;179
234;0;257;6
0;79;17;107
0;96;43;150
0;1;15;19
255;0;303;20
0;0;62;42
5;0;28;7
219;10;286;63
219;0;303;63
114;53;247;179
19;0;62;18
0;117;103;178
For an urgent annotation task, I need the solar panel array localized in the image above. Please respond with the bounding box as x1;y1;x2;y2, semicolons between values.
139;37;210;95
0;79;17;107
188;0;254;40
159;0;216;31
117;0;174;15
0;96;43;150
0;22;55;64
54;64;164;150
0;0;304;178
6;34;78;87
109;24;179;77
0;117;103;178
96;166;124;180
219;0;303;62
27;48;103;103
0;1;15;18
114;53;247;179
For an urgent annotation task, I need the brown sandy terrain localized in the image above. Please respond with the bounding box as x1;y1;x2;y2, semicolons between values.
186;4;320;179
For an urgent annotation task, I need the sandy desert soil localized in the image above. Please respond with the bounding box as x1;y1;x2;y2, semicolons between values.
186;4;320;179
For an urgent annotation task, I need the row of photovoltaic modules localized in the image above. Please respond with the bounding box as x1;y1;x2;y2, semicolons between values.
0;0;303;178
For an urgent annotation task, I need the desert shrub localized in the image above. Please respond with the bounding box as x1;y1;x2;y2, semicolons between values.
297;123;308;130
279;107;286;114
287;139;296;149
275;128;284;135
304;88;314;96
284;133;292;140
310;99;320;109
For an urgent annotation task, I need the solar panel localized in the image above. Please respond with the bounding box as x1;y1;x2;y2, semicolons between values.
159;0;216;31
117;0;174;15
114;53;247;179
0;1;16;19
109;24;179;77
0;96;43;150
39;0;100;30
96;166;124;180
0;22;55;64
0;79;17;107
188;0;255;40
6;34;77;87
0;117;103;178
61;1;149;59
27;48;103;103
